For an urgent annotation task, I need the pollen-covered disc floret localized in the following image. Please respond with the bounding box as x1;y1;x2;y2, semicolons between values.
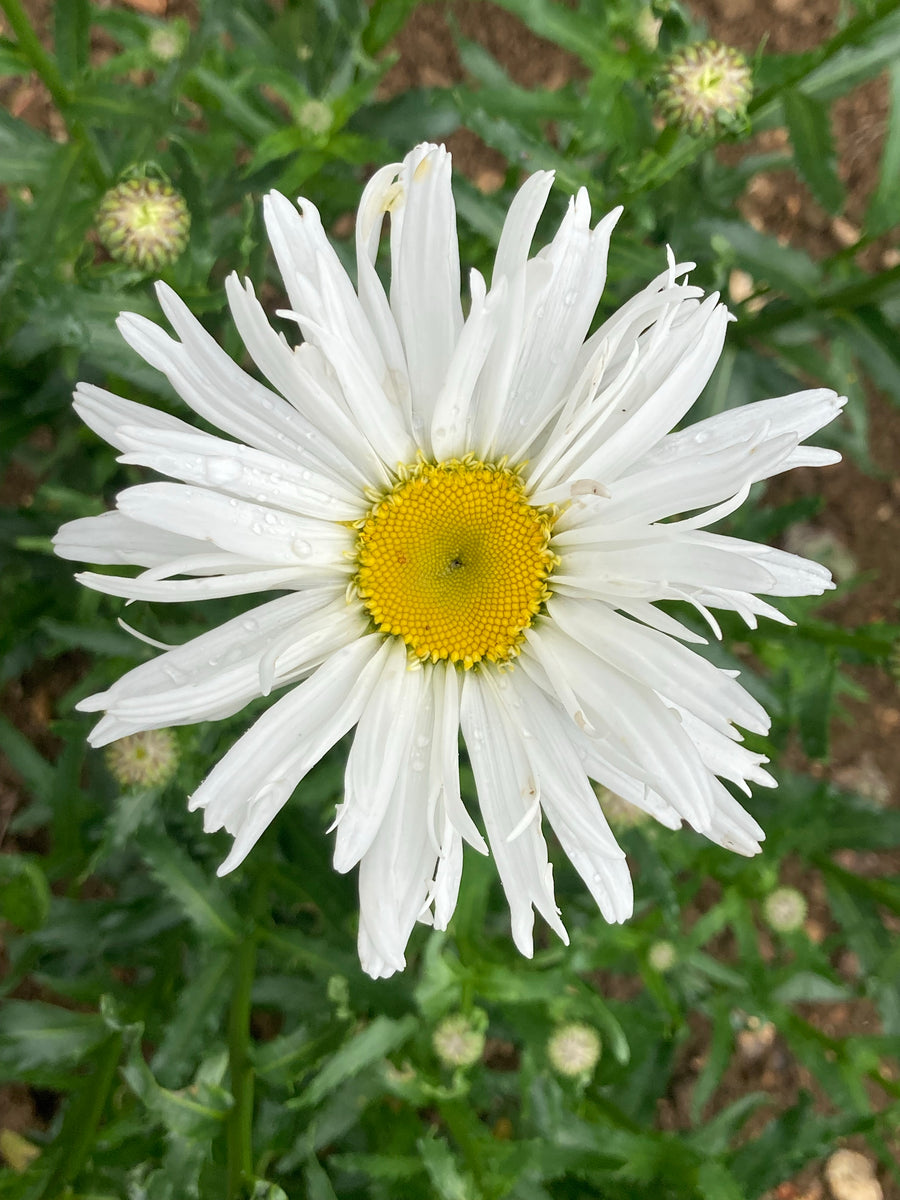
356;459;556;668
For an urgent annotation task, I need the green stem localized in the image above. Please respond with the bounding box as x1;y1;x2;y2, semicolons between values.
749;0;900;115
735;262;900;339
227;930;258;1198
38;1034;123;1198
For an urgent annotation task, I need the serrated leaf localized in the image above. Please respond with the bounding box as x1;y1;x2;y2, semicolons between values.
418;1135;473;1200
120;1044;233;1140
137;829;243;943
0;1001;110;1079
783;89;844;214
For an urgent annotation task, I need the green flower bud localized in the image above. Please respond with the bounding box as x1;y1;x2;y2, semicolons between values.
432;1012;486;1069
297;100;333;136
546;1022;601;1078
647;939;677;972
762;886;808;933
658;41;753;135
97;176;190;272
105;729;179;789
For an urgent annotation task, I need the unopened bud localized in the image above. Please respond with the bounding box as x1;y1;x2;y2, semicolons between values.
297;100;333;136
97;176;190;272
648;939;677;972
546;1022;601;1078
762;886;808;933
658;41;752;135
105;729;179;789
432;1012;486;1068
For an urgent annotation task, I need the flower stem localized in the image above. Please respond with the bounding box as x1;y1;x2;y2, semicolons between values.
226;930;258;1197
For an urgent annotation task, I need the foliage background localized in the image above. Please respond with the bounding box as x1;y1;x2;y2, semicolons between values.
1;0;899;1196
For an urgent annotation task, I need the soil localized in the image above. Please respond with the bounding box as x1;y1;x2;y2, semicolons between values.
2;0;899;1194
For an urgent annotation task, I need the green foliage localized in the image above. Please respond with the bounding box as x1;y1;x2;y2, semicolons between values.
1;0;898;1197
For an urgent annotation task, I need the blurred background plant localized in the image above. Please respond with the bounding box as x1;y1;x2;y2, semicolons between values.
1;0;899;1197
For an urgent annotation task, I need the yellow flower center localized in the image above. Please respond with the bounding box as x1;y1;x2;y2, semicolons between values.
356;459;556;668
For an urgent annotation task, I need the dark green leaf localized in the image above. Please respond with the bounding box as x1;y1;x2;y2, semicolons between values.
783;89;844;214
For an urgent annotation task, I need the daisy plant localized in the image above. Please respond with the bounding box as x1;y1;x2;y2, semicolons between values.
55;143;843;978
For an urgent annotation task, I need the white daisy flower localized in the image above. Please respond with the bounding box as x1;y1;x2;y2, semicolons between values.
55;143;844;979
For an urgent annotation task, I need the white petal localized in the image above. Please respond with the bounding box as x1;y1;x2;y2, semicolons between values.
389;144;463;441
500;670;632;923
53;511;206;566
492;169;555;285
79;589;358;744
115;425;364;522
118;284;329;464
526;625;718;832
115;482;352;571
223;274;386;484
192;635;387;874
547;597;769;736
334;641;424;872
460;671;568;956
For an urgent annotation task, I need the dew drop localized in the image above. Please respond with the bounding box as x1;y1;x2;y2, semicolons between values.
251;522;264;535
292;538;312;558
564;290;578;307
264;512;277;525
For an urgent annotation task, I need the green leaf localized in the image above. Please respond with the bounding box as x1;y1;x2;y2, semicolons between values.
0;854;51;930
294;1015;417;1108
866;62;900;234
54;0;91;82
362;0;423;55
0;111;58;184
771;971;853;1004
0;1001;110;1080
783;90;844;214
0;715;54;798
418;1134;474;1200
137;829;243;944
838;307;900;404
120;1044;233;1140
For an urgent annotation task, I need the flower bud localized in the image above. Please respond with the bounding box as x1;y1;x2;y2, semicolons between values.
546;1022;601;1078
762;885;808;933
105;729;179;789
658;41;752;135
432;1012;486;1069
96;176;190;272
648;939;677;972
297;100;333;136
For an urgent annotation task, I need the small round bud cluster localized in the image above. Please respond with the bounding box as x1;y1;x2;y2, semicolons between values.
96;176;190;272
297;100;333;136
105;729;179;789
658;41;753;135
762;886;808;933
432;1013;485;1069
647;939;677;972
148;22;187;63
546;1022;601;1078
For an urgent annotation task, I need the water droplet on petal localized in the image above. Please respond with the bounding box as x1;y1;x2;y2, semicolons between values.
251;522;264;535
292;538;312;558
